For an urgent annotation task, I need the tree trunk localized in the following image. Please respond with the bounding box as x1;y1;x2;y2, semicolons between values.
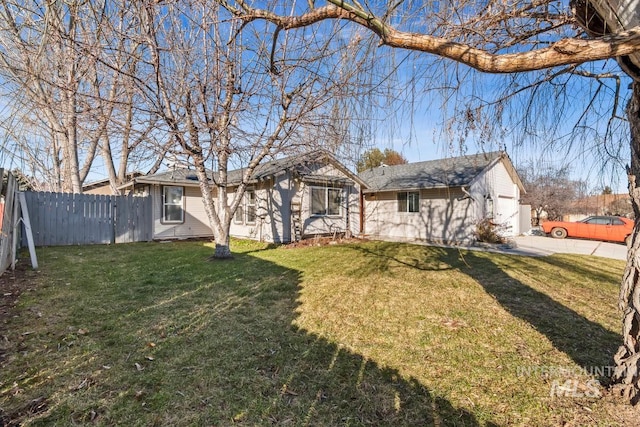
214;230;232;259
613;81;640;404
211;192;233;259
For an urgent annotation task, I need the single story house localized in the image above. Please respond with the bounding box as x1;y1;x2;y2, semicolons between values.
358;151;527;244
120;150;366;243
117;150;526;245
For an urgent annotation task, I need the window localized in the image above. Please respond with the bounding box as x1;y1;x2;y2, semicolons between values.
246;190;256;224
584;217;611;225
311;187;341;216
485;195;494;219
162;186;184;223
397;191;419;213
234;204;244;223
234;190;256;224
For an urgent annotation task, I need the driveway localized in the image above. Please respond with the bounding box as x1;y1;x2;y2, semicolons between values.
506;235;627;260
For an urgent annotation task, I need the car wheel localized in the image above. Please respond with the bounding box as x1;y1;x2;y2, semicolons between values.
550;227;567;239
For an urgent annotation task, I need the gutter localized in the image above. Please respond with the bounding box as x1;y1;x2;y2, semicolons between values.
572;0;640;81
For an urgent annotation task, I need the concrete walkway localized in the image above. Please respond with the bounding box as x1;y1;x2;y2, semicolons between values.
504;235;628;260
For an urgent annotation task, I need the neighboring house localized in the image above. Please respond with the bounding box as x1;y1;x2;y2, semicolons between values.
358;151;526;244
120;150;366;243
83;172;143;195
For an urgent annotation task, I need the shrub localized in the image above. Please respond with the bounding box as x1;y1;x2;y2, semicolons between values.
475;218;506;244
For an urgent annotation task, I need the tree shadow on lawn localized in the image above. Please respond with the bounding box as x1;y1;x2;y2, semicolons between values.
349;241;459;274
352;242;620;376
5;243;495;427
457;251;620;375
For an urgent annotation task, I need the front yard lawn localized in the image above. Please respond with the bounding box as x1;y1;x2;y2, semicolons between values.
0;239;635;426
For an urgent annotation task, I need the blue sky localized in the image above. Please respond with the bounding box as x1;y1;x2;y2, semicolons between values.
0;1;633;196
354;45;634;195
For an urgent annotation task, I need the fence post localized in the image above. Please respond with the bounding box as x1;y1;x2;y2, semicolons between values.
0;172;16;274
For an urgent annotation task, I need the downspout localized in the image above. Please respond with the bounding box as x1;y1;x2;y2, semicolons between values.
359;189;365;235
345;185;351;238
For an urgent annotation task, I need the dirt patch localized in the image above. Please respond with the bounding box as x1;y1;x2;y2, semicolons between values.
0;263;42;426
0;263;37;368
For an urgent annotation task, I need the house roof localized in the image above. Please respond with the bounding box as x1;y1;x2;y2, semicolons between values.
128;150;367;188
572;0;640;81
358;151;525;193
83;172;143;191
128;168;211;187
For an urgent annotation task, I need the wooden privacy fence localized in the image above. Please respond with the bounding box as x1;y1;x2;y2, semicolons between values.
23;191;152;246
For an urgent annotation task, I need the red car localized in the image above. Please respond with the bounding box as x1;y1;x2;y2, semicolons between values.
541;216;635;245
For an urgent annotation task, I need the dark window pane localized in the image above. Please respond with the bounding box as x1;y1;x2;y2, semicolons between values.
397;192;408;212
234;205;244;223
311;188;326;215
408;192;419;212
165;187;183;204
587;217;610;225
328;189;341;216
165;205;183;222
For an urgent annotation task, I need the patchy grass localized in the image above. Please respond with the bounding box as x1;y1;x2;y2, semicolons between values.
0;239;636;426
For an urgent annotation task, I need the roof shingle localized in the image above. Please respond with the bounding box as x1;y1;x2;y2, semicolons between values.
132;150;365;187
358;151;504;192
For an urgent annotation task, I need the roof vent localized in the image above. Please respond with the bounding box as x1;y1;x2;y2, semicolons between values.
186;174;198;181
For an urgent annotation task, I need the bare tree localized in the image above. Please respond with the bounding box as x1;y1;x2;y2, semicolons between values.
215;0;640;402
128;1;370;258
0;1;98;192
519;163;583;224
0;1;169;193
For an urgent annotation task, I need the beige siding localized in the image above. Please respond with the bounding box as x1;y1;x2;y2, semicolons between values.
152;185;212;239
84;184;114;195
364;187;475;243
298;182;360;237
314;163;347;177
150;160;362;243
229;179;286;243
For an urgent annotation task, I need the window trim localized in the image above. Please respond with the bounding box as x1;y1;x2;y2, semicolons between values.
161;185;185;224
233;189;257;225
310;186;343;217
397;191;420;213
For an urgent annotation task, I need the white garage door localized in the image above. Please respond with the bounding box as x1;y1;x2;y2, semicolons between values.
496;196;518;236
